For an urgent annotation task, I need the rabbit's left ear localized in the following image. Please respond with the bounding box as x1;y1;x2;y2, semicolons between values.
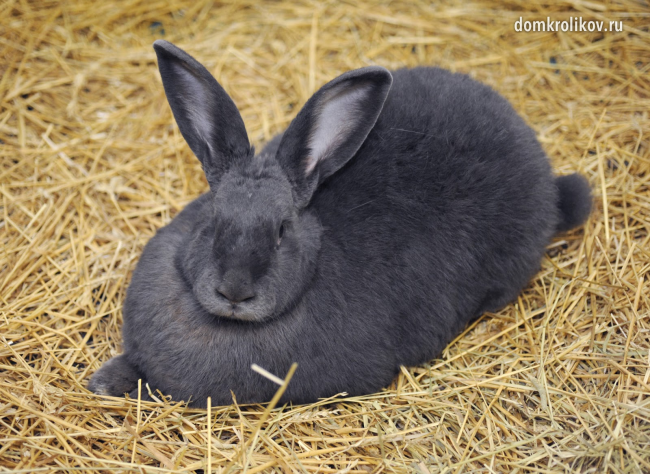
153;40;251;186
275;66;392;208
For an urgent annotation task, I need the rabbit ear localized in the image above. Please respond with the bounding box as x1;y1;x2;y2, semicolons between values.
275;66;392;207
153;40;251;185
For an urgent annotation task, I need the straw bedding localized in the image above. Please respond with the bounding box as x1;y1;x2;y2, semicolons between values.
1;0;649;472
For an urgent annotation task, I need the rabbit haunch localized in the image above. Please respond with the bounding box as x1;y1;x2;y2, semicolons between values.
87;40;591;407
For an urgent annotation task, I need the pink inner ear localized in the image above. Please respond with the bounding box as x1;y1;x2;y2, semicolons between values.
304;82;371;177
175;65;215;155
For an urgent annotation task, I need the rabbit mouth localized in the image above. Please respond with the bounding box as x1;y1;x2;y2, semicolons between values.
193;277;277;322
189;263;280;322
202;298;262;322
218;303;260;322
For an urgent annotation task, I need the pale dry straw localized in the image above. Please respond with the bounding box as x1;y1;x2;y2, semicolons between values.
1;0;649;472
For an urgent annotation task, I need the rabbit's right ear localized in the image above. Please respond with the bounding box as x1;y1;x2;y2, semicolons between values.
153;40;251;185
275;67;392;208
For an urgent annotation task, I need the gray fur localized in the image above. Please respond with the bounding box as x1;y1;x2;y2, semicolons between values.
88;41;592;407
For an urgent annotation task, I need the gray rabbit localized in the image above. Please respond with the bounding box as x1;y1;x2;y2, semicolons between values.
88;40;591;407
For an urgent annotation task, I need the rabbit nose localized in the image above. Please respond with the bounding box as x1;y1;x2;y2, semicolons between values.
217;287;255;304
217;273;255;304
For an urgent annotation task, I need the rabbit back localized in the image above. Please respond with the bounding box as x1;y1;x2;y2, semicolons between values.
309;67;558;366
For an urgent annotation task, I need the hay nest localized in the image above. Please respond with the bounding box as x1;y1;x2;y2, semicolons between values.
2;0;649;472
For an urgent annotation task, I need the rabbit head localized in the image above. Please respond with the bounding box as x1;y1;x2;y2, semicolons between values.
153;40;392;322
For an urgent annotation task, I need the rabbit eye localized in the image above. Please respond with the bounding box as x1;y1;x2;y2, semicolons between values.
276;222;286;248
